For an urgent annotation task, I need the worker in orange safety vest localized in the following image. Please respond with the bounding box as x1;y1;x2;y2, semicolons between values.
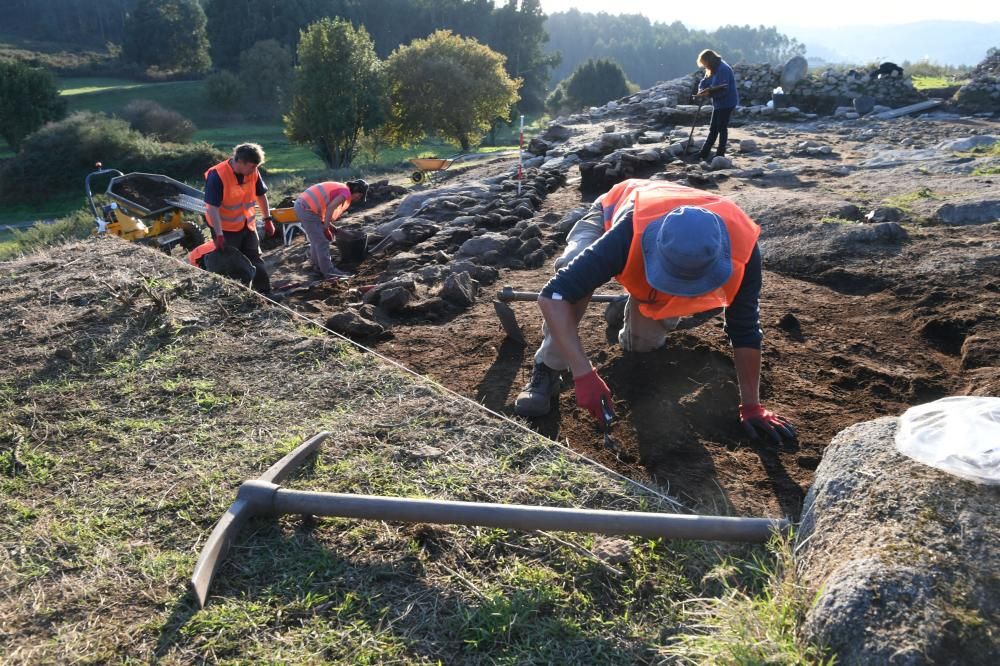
204;143;274;293
513;179;795;445
292;179;370;279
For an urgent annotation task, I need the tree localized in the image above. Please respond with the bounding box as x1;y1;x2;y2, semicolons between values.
486;0;559;113
284;18;385;169
554;58;631;112
123;0;211;75
0;61;67;151
205;0;340;70
386;30;521;151
239;39;295;109
205;71;245;112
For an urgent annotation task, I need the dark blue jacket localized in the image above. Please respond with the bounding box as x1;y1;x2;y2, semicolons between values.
699;60;739;110
541;201;763;349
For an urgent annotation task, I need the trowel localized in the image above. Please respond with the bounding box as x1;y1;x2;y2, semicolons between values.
601;396;622;457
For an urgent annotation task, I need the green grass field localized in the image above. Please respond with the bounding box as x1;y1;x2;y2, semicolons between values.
0;77;530;229
59;77;222;127
911;75;969;91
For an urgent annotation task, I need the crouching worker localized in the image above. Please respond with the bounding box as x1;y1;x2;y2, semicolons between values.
188;240;256;286
293;179;370;279
513;178;796;444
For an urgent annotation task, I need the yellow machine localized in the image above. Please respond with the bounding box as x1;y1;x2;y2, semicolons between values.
86;163;207;252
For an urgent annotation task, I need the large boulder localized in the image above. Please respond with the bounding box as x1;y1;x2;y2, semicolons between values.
781;55;809;89
934;200;1000;226
796;417;998;665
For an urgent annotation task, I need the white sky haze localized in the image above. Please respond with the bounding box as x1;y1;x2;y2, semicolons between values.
537;1;1000;29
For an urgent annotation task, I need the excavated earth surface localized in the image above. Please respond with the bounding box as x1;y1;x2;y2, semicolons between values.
264;115;1000;520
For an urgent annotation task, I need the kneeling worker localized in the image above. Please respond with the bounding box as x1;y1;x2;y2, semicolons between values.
514;178;795;444
293;179;370;279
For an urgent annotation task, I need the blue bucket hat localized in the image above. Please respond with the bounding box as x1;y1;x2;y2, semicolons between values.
640;206;732;297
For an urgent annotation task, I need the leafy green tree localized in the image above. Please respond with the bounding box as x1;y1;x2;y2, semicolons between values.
205;0;335;70
558;58;631;111
386;30;521;152
545;10;804;88
239;39;294;109
0;61;67;151
123;0;211;74
284;18;385;169
486;0;559;113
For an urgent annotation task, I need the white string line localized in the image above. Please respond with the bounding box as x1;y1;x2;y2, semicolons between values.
257;287;688;511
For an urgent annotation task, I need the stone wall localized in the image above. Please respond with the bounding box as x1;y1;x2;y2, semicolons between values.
733;62;922;112
957;48;1000;114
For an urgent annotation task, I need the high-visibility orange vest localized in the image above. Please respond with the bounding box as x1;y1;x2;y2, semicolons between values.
603;180;761;319
188;240;215;267
299;181;351;220
205;159;258;232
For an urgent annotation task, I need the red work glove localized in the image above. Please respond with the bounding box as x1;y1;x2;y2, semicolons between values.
323;225;334;242
574;370;613;423
739;404;797;443
263;216;276;238
213;234;225;253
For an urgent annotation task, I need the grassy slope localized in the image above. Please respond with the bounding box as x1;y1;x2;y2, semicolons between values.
2;239;777;664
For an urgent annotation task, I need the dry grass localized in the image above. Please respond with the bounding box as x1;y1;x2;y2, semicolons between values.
0;238;772;663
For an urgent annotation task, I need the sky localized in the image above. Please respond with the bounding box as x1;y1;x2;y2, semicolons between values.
536;0;1000;29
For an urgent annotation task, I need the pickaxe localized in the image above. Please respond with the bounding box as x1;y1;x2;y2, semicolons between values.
493;285;627;345
191;432;788;607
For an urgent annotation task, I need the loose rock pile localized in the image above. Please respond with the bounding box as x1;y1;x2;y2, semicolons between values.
325;167;567;337
956;48;1000;114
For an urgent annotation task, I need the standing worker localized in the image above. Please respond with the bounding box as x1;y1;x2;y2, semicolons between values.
293;179;370;279
204;143;276;294
694;49;739;162
513;178;795;445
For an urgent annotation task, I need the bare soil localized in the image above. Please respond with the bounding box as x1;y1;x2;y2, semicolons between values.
265;118;1000;519
111;176;185;212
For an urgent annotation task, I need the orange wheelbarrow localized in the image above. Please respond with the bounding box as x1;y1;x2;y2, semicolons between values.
409;156;457;184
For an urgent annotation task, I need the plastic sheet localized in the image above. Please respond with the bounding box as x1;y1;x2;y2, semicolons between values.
895;397;1000;485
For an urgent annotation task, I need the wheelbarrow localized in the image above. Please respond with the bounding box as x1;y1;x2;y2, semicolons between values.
409;156;457;184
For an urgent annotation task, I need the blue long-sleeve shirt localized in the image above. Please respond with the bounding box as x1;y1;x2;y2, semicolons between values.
541;202;763;349
698;60;739;110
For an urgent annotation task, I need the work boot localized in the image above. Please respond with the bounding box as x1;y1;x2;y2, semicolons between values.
513;362;562;417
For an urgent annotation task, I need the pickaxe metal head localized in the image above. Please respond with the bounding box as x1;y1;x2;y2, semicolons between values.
190;431;329;608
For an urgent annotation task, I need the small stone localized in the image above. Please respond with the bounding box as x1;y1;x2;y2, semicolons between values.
378;287;411;313
325;311;384;338
710;156;733;170
440;271;478;307
864;207;906;223
739;139;757;153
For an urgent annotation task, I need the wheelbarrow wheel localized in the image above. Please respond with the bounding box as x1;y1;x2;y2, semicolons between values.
179;221;205;251
411;170;425;184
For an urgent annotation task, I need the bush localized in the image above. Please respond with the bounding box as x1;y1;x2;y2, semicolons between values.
0;112;224;205
0;211;95;260
121;100;197;143
205;70;244;112
0;60;67;150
